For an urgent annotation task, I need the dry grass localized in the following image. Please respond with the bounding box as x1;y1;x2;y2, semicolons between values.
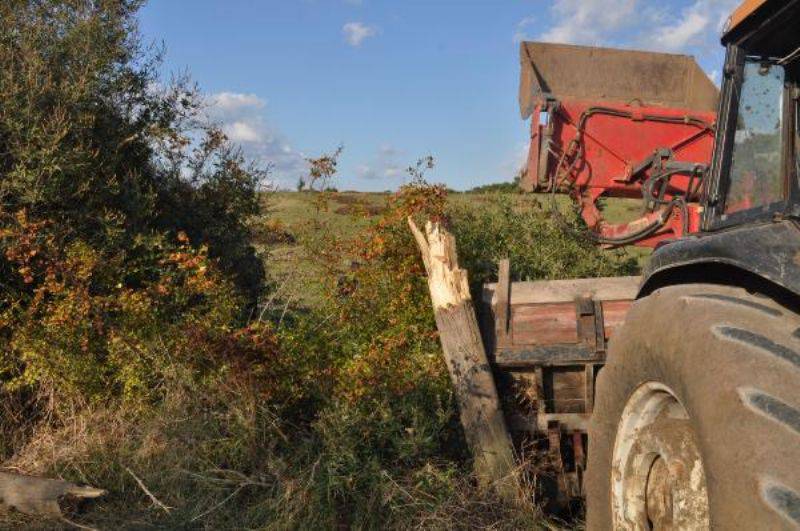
0;403;573;530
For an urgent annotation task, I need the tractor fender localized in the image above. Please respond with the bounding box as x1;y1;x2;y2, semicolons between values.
639;220;800;303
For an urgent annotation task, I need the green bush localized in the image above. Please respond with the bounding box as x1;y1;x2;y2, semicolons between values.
0;0;265;306
248;183;635;528
0;0;269;409
450;194;639;292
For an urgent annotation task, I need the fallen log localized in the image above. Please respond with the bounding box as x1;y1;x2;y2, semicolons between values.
408;218;518;500
0;471;105;523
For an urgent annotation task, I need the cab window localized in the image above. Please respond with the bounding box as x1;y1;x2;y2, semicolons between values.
724;60;786;215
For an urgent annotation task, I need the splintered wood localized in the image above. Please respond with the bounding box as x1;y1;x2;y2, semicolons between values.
408;218;518;501
0;471;105;526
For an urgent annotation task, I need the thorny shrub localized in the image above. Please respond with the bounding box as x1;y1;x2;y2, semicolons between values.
0;210;291;409
0;0;273;414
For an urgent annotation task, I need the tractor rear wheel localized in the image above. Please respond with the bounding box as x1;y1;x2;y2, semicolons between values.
586;284;800;530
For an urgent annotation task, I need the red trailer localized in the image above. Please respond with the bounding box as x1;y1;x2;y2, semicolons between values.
519;42;718;247
481;43;720;504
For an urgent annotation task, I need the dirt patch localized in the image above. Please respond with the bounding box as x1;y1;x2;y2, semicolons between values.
333;194;368;206
252;220;297;245
334;204;385;217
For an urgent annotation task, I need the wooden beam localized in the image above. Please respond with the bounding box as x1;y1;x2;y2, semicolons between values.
483;276;641;306
0;472;105;522
494;259;512;348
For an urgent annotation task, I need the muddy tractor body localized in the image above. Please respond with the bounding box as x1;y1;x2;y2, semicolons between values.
482;0;800;519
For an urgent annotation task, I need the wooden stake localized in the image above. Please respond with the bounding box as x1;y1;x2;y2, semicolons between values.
408;218;518;500
0;471;105;520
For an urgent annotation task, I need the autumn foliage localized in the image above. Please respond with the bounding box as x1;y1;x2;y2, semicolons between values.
0;2;638;528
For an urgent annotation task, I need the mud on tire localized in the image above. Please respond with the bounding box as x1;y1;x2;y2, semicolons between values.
586;284;800;530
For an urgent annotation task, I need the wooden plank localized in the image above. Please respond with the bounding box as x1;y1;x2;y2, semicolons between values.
495;259;511;347
494;344;603;368
483;276;641;306
585;364;596;413
535;413;590;432
576;295;597;350
546;367;586;414
512;303;579;345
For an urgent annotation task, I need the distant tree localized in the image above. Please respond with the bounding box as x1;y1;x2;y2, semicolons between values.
305;145;344;192
467;181;519;194
466;167;525;194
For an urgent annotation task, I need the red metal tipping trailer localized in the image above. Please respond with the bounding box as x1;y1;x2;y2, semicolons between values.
480;43;721;505
519;42;719;248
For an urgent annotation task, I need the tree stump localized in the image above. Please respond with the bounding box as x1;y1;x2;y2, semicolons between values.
408;218;518;500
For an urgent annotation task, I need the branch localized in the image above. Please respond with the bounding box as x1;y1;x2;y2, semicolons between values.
123;465;172;514
407;217;431;274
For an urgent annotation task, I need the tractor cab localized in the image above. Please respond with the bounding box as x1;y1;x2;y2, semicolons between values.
642;0;800;297
705;0;800;229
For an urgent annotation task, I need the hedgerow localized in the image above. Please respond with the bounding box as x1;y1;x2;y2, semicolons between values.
0;0;268;408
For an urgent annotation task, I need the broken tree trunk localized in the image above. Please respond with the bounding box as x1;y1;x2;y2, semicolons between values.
408;218;518;500
0;472;105;523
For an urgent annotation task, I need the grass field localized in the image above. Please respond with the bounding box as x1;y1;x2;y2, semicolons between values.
258;192;391;306
261;190;650;309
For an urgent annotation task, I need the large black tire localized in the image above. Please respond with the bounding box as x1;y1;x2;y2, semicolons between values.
587;284;800;530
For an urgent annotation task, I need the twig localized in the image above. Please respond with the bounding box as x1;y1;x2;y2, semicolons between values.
60;516;99;531
258;274;292;321
123;465;172;514
278;292;295;327
179;469;271;488
190;485;245;523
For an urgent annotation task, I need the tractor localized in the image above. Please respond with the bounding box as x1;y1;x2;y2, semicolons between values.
482;0;800;527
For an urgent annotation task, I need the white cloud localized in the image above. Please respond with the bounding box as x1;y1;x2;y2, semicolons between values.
539;0;636;45
661;0;739;50
528;0;738;84
207;91;307;187
652;8;709;51
513;16;536;43
355;164;377;179
536;0;738;53
210;92;265;113
356;144;404;180
343;21;378;47
224;121;263;143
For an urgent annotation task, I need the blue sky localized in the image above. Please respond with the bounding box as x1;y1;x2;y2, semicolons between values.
138;0;740;191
